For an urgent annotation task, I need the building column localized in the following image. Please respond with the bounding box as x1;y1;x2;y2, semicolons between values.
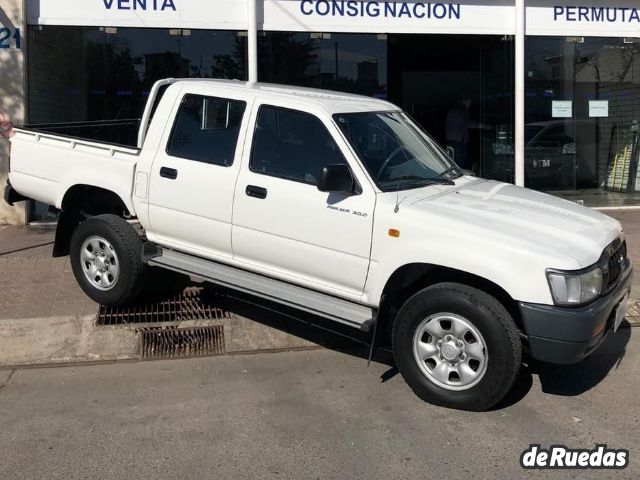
247;0;258;82
0;0;27;225
514;0;525;187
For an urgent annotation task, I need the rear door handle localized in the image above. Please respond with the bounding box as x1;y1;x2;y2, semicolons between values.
160;167;178;180
246;185;267;199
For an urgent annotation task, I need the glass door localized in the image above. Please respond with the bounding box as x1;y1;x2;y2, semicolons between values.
574;38;640;203
479;35;515;183
387;34;514;180
525;36;640;206
524;37;578;192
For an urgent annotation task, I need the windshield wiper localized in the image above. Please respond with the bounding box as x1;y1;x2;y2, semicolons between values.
439;166;463;179
382;175;455;190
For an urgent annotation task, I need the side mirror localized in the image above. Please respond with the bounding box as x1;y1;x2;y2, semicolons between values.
317;164;356;194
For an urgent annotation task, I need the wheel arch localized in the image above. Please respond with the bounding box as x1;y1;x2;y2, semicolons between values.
53;185;133;257
377;263;523;346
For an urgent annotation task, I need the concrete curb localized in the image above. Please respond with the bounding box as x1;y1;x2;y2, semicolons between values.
0;315;137;366
1;299;635;368
0;312;320;368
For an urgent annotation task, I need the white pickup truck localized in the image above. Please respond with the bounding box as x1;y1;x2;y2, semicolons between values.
5;79;632;410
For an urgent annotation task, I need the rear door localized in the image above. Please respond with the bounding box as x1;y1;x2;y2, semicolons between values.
232;102;376;297
147;91;251;259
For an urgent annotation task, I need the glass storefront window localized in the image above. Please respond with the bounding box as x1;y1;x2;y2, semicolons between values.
28;26;247;125
525;37;640;207
26;25;247;221
387;34;514;182
259;32;514;183
258;32;387;98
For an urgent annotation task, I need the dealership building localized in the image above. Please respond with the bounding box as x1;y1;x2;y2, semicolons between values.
1;0;639;223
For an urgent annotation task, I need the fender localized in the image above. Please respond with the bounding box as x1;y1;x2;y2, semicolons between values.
363;230;577;307
56;180;136;216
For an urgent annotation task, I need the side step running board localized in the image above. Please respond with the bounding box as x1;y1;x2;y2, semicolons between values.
148;249;377;331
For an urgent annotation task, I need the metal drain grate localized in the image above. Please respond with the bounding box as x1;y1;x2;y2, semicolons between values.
98;287;230;325
139;325;226;359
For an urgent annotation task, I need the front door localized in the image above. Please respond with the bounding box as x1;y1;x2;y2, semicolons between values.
147;92;250;259
232;103;376;297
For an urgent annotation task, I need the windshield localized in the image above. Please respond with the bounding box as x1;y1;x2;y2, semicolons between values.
333;111;462;191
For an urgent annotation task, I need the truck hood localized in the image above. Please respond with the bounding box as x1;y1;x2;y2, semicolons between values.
388;177;621;269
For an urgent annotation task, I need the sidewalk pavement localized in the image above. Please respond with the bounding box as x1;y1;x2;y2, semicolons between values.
0;225;96;319
2;210;640;320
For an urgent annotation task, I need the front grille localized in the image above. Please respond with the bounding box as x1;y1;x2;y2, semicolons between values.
604;240;627;291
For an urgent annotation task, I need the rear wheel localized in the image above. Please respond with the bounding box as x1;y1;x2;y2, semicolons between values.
392;282;521;411
70;214;146;306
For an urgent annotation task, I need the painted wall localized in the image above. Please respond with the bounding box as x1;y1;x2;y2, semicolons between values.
0;0;25;225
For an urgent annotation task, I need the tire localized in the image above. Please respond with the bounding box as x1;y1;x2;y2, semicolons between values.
70;214;146;306
392;282;521;411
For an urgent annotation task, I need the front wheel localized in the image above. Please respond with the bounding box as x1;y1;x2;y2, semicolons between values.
70;214;146;306
392;283;521;411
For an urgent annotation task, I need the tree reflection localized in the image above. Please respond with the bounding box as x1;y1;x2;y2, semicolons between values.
86;40;144;119
211;34;247;80
258;33;319;87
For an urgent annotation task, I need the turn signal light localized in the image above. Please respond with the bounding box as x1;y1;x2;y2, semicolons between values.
591;320;606;338
388;229;400;238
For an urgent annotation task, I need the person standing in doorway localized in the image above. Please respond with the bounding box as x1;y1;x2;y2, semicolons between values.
445;97;490;170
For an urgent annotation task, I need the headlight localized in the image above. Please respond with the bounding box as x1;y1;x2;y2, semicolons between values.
547;267;603;306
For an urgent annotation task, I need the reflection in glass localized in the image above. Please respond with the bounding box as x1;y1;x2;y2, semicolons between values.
26;25;247;221
28;26;247;125
387;34;514;183
525;37;640;207
258;32;387;98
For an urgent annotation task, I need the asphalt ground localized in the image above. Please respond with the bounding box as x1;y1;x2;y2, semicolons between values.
0;322;638;480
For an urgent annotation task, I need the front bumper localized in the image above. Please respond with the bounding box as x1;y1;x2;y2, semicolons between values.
3;181;29;206
519;263;633;364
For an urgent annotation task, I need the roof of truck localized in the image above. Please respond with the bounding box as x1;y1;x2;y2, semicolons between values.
170;78;398;114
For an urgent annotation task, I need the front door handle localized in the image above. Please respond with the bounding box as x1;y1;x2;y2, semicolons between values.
160;167;178;180
246;185;267;199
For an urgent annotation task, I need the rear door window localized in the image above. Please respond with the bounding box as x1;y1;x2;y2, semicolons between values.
167;94;246;166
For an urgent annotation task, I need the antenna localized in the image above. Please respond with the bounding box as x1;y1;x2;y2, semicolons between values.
394;182;405;213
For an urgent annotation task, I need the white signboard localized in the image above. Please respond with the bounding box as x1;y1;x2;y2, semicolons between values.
28;1;637;37
27;0;248;30
263;1;516;35
589;100;609;118
552;100;572;118
28;0;516;35
527;0;640;37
